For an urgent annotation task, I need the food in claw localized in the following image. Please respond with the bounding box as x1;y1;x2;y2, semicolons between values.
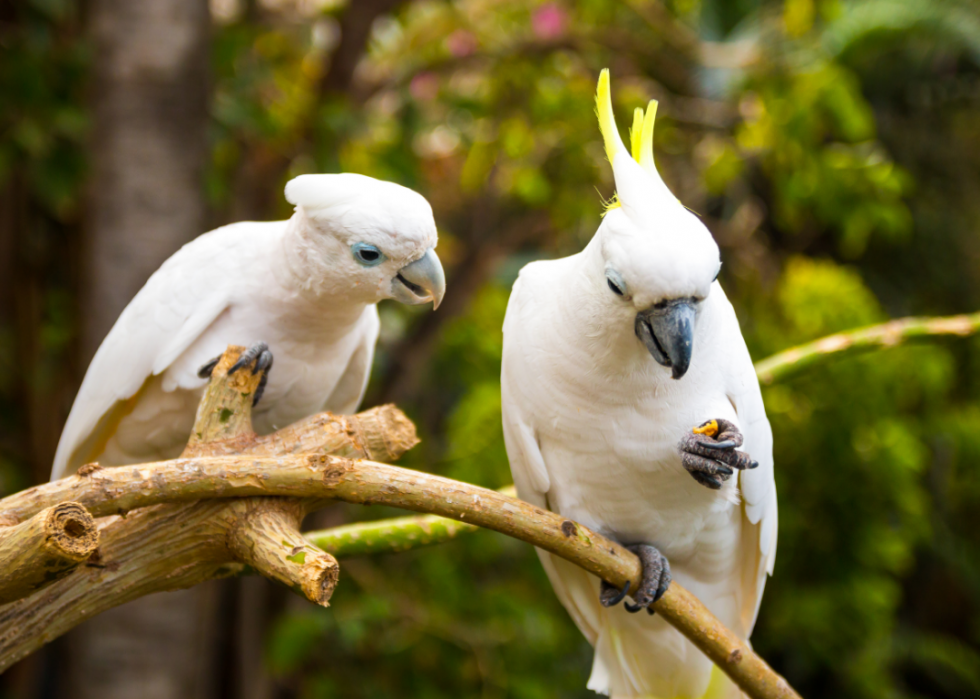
52;173;446;480
501;70;776;698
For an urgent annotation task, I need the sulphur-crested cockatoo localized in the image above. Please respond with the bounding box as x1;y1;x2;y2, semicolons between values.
501;71;776;698
52;173;445;479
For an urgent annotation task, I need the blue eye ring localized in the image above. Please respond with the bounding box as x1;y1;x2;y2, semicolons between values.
351;242;386;267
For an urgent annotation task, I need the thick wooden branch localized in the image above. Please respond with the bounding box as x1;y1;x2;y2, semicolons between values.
0;501;240;670
181;348;342;605
0;453;797;697
755;311;980;385
244;405;419;462
0;502;99;604
0;347;419;673
0;343;801;698
226;498;339;607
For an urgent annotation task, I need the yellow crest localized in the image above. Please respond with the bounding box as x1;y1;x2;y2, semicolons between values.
595;69;662;214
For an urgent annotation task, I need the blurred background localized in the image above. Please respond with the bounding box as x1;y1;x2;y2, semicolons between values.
2;0;980;697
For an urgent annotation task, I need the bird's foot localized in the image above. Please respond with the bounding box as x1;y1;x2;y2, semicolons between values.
599;543;671;615
677;418;758;490
197;342;274;407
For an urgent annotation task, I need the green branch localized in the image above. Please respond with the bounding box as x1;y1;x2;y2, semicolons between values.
754;311;980;385
306;487;516;557
308;514;478;557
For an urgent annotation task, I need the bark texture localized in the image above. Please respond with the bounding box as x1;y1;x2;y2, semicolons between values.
83;0;209;359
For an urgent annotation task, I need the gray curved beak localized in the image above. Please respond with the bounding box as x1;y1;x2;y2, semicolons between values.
393;247;446;309
635;299;696;380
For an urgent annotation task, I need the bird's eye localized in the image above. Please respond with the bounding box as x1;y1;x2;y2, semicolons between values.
605;270;627;298
351;243;386;267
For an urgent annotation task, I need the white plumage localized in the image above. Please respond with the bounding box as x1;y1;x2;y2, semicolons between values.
52;173;445;479
501;72;776;698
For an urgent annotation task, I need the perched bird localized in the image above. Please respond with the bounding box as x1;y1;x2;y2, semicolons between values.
501;71;776;698
52;173;445;479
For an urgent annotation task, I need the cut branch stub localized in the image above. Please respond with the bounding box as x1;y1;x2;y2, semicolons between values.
184;345;260;452
183;344;341;607
231;404;419;461
226;499;339;606
0;501;241;671
0;502;99;604
0;346;422;672
338;404;420;462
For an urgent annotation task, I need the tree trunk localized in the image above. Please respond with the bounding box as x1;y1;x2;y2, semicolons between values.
80;0;210;361
65;0;212;697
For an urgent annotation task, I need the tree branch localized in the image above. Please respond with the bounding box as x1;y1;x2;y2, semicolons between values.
754;311;980;385
0;502;99;604
0;347;419;672
0;344;800;699
303;492;518;557
0;450;797;697
301;311;980;695
226;498;339;606
0;501;241;670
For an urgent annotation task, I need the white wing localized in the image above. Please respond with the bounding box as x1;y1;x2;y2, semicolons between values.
51;222;279;479
501;265;606;646
719;293;778;635
501;266;552;505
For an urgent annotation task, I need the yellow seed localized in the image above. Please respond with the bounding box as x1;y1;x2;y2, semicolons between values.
693;420;719;437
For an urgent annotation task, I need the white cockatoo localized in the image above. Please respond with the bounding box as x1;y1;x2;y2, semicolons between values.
501;71;777;698
52;173;445;479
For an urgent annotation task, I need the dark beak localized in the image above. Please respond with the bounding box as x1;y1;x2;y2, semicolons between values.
393;248;446;309
635;299;696;380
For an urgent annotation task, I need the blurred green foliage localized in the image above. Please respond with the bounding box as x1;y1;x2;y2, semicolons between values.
5;0;980;697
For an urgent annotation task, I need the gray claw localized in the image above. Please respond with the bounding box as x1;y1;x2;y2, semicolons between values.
678;419;757;488
598;544;671;614
229;342;270;375
197;356;220;379
625;543;671;609
600;579;631;608
701;440;737;450
228;342;274;407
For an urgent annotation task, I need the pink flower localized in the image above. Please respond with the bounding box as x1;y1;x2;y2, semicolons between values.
446;30;477;58
532;3;567;40
410;72;439;102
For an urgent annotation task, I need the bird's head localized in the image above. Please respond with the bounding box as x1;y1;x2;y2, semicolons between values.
593;70;720;380
284;173;445;308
